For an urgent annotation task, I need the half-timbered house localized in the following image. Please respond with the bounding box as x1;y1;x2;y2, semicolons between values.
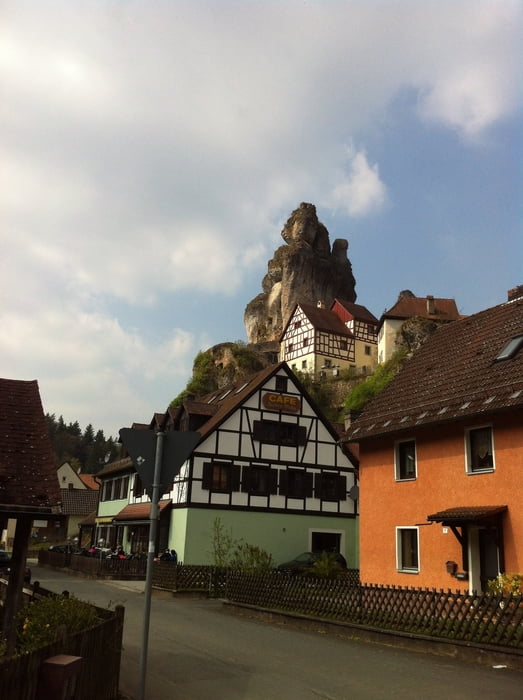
279;300;378;378
101;362;359;566
329;299;378;374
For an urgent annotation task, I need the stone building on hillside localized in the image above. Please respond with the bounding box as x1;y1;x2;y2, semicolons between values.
378;290;462;363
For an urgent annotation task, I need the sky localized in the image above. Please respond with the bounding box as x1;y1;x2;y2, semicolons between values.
1;1;522;439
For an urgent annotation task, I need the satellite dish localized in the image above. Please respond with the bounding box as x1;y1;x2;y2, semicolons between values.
349;484;359;501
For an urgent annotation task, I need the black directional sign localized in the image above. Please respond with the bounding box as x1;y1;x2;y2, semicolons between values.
119;429;201;497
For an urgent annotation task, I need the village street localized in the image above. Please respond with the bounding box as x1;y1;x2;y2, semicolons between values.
29;564;523;700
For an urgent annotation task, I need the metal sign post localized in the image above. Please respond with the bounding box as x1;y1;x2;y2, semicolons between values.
118;427;200;700
138;430;163;700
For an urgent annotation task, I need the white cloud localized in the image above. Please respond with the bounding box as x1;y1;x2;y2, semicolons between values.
0;0;521;435
324;147;388;217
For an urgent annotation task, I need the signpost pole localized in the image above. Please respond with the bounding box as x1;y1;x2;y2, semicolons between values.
138;430;164;700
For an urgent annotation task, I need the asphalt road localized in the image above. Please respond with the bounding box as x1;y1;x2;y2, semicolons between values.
30;564;523;700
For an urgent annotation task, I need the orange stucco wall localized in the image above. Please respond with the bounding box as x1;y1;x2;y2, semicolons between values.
358;410;522;590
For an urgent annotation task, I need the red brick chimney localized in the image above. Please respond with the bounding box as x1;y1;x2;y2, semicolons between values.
507;285;523;302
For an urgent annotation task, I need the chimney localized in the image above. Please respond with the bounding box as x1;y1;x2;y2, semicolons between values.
317;300;325;309
508;285;523;302
426;295;435;315
344;409;361;429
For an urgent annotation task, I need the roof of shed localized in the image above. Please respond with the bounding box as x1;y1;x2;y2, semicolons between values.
0;378;61;515
60;488;100;516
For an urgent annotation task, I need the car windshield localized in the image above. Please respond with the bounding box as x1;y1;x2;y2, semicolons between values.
294;553;312;562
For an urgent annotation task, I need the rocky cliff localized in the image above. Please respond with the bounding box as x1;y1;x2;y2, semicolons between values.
244;203;357;343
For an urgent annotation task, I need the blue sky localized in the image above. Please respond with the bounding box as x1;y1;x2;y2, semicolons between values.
1;1;521;438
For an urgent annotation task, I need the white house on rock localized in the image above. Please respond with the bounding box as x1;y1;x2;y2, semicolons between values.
97;362;359;567
280;300;378;379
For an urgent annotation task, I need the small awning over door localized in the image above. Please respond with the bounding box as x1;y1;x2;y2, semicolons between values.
427;505;507;524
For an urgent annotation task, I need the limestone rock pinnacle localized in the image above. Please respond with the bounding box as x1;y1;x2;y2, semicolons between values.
244;203;357;344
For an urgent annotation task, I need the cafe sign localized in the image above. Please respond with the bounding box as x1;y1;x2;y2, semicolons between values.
262;392;301;413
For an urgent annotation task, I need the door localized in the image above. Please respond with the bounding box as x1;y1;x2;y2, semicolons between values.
479;528;500;592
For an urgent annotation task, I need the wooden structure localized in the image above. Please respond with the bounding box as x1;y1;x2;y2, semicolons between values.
0;378;62;652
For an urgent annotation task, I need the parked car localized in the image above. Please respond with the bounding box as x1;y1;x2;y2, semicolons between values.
0;549;31;584
48;544;82;554
277;551;347;574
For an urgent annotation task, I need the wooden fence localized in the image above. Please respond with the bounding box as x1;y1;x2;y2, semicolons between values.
225;571;523;649
152;562;228;594
0;584;124;700
38;549;147;579
34;555;523;651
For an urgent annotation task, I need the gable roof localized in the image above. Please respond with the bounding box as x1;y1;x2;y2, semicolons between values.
379;293;461;327
346;298;523;441
0;378;61;516
191;362;299;441
333;299;379;325
280;302;352;341
78;473;100;490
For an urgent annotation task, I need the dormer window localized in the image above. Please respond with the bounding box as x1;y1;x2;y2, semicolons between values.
496;334;523;361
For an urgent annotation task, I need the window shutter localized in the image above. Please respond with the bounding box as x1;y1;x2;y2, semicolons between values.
231;466;241;492
241;467;251;493
337;475;347;500
297;426;307;446
270;469;278;495
314;474;323;499
279;470;288;496
202;462;212;490
304;472;313;498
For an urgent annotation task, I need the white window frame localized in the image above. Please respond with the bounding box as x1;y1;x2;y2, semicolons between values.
396;526;420;573
394;439;417;481
465;425;495;475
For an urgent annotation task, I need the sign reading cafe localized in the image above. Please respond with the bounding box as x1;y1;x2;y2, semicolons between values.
262;392;301;414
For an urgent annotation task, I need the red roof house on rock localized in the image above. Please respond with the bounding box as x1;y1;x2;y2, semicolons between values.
344;291;523;593
378;290;462;363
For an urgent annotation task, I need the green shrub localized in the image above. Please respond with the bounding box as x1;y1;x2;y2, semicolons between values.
229;542;273;573
210;517;273;572
15;594;100;653
344;349;407;413
487;573;522;596
307;551;345;579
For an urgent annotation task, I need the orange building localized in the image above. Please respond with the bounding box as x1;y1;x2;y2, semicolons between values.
345;289;523;593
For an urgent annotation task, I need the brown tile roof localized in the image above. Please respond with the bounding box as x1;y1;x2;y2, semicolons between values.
334;299;379;324
427;505;507;523
96;457;134;477
298;303;353;336
380;294;461;324
0;378;61;515
114;499;171;521
78;474;99;490
60;488;99;516
346;298;523;441
182;400;219;418
280;303;352;341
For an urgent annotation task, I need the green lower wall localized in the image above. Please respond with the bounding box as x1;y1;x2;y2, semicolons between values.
168;507;358;568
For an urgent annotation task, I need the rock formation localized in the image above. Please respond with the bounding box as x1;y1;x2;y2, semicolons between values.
244;203;357;343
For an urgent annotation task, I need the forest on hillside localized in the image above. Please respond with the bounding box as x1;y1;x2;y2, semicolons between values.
45;414;121;473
